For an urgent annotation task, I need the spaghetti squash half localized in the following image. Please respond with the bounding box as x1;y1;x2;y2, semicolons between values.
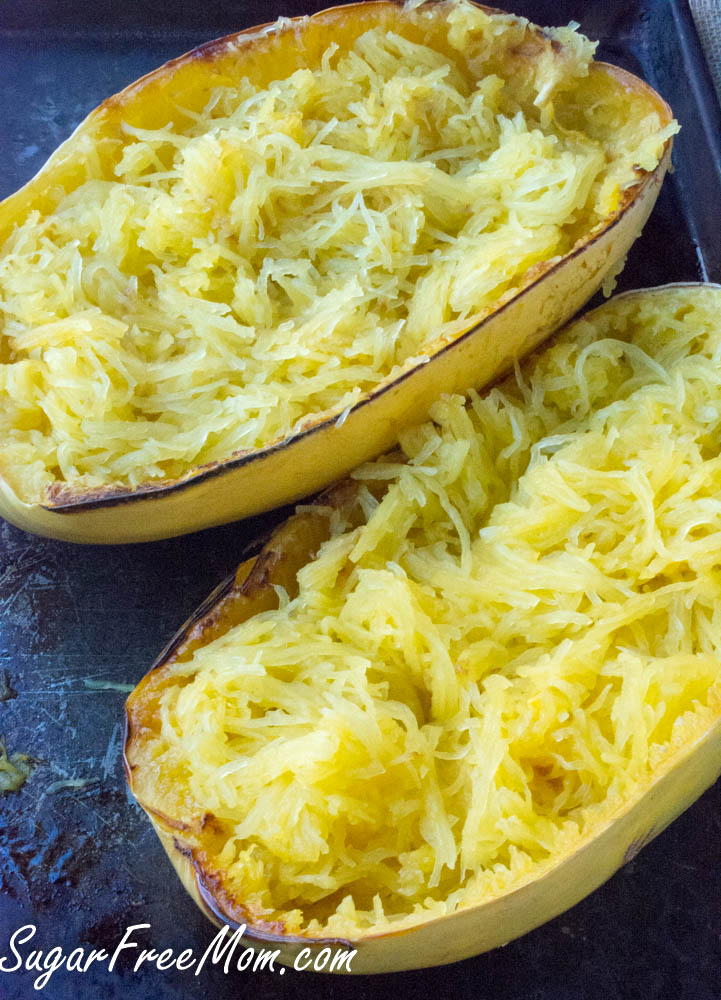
126;284;721;971
0;1;674;541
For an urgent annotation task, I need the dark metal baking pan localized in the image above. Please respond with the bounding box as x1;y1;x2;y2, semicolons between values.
1;2;720;998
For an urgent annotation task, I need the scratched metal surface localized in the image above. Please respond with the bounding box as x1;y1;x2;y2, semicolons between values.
0;2;720;998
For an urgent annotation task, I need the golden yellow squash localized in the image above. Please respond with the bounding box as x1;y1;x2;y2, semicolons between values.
0;1;674;542
125;284;721;972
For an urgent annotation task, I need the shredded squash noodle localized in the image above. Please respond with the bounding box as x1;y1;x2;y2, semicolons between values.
145;286;721;935
0;1;674;501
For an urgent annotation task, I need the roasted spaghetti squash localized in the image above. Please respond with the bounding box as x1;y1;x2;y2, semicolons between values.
125;284;721;970
0;1;674;541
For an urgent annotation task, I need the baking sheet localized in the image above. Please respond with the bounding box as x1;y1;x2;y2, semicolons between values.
1;2;721;998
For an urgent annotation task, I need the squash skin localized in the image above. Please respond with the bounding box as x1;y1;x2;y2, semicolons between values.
0;2;674;544
125;284;721;972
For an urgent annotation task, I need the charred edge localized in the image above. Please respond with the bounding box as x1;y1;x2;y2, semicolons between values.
189;20;282;62
101;13;300;110
191;850;354;950
174;837;194;859
41;108;671;515
314;476;362;515
180;598;237;654
169;548;280;659
241;545;283;594
123;718;195;832
132;515;297;706
101;0;460;96
142;803;195;835
236;525;277;563
46;476;188;505
133;494;341;697
200;812;219;831
194;854;289;937
147;572;238;672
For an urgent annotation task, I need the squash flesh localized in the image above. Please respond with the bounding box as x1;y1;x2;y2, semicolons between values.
126;285;721;942
0;1;675;506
